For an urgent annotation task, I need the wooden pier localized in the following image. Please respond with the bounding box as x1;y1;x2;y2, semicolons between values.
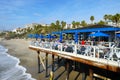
29;45;120;80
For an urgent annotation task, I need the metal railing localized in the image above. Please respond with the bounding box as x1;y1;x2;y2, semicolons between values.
30;41;120;64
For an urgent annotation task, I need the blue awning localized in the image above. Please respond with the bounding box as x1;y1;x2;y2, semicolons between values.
52;27;120;34
117;34;120;37
74;32;78;43
59;32;62;42
89;32;109;37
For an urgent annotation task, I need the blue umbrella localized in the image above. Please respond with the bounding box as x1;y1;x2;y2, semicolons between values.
28;34;34;38
34;34;39;39
49;35;56;38
39;34;44;38
47;34;51;39
89;32;109;37
43;34;55;39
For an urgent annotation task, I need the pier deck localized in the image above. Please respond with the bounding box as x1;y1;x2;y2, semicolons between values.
29;44;120;80
29;45;120;73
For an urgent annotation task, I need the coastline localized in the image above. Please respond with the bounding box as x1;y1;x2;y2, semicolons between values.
0;39;40;80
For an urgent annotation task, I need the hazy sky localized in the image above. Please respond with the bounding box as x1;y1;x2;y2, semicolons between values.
0;0;120;30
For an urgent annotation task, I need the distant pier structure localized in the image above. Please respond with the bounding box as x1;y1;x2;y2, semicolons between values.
29;25;120;80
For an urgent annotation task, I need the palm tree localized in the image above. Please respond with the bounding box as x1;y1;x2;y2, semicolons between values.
107;14;113;22
61;21;66;30
55;20;61;31
104;14;108;24
90;16;94;24
27;27;32;33
75;22;80;28
50;23;57;32
72;21;76;28
33;24;43;34
112;13;120;26
44;26;50;34
56;20;60;26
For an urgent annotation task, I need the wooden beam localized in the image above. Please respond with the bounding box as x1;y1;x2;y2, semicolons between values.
39;53;46;70
66;59;70;80
50;71;54;80
37;51;40;73
57;56;60;67
51;54;54;80
89;69;93;80
45;53;48;77
49;55;54;80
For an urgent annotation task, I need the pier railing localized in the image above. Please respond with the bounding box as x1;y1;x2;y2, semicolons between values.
30;41;120;66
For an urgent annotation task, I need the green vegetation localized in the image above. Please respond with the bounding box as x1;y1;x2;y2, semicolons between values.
98;20;106;25
81;20;87;27
0;32;6;38
0;13;120;39
90;16;95;24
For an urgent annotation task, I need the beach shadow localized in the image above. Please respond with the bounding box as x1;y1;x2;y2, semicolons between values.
54;70;66;80
54;58;66;72
39;69;45;73
74;72;81;80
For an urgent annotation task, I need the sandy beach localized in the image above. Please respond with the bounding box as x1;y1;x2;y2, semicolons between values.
0;38;91;80
0;39;42;80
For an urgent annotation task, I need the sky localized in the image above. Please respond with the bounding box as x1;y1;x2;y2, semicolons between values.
0;0;120;31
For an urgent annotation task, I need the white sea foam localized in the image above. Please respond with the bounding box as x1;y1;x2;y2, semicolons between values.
0;45;36;80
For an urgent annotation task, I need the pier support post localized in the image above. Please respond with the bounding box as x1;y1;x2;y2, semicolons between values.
50;54;54;80
57;56;60;67
81;63;87;80
37;51;40;73
66;60;70;80
52;54;55;72
45;53;48;77
89;69;93;80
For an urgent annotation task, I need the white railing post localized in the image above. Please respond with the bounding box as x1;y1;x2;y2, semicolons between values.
74;44;77;56
114;47;117;54
61;43;63;51
50;42;52;50
42;42;44;48
97;47;100;58
109;42;111;47
93;46;96;58
111;48;114;61
91;41;93;46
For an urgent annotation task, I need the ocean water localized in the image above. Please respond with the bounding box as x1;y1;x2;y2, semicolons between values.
0;45;36;80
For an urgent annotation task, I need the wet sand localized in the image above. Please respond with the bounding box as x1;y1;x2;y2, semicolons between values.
0;39;91;80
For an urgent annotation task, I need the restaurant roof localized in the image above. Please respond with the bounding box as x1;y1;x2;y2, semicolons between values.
52;25;120;34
